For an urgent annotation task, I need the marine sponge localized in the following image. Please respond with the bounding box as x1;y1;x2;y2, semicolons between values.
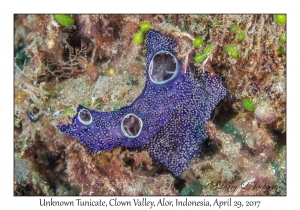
53;14;74;27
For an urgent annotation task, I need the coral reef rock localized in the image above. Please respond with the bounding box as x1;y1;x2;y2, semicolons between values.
14;14;285;196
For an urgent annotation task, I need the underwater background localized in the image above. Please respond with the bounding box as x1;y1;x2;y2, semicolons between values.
14;14;286;196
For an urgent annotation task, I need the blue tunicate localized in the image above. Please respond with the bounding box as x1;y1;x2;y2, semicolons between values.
58;30;227;177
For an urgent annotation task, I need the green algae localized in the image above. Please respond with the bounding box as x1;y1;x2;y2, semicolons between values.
193;36;203;48
274;14;286;25
277;46;285;55
237;32;245;41
279;34;286;42
62;109;76;115
53;14;74;27
194;45;212;63
113;102;121;110
133;31;144;45
225;45;239;59
241;98;255;111
140;22;151;33
230;23;237;33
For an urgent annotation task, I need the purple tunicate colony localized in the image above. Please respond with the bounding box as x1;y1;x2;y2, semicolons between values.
58;30;226;177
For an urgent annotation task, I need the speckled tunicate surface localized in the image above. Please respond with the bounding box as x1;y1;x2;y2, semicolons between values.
58;30;226;177
14;14;286;196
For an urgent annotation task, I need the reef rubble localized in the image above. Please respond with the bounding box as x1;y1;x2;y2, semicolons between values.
14;14;286;196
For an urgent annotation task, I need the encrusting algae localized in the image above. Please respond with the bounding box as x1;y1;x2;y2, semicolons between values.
14;14;286;196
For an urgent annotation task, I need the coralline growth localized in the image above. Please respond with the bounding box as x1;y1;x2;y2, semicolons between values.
14;14;286;196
